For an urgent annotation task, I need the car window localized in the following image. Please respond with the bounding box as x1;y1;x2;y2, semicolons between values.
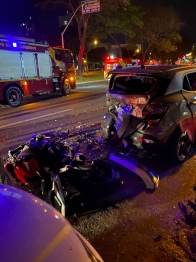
55;50;61;61
111;75;157;94
64;50;73;63
184;72;196;91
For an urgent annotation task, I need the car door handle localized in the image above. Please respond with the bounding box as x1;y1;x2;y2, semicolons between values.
189;100;196;106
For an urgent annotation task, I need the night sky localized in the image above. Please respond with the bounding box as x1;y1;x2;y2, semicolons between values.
0;0;61;38
0;0;196;49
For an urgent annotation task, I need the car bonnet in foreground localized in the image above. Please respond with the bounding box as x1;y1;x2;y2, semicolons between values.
0;184;103;262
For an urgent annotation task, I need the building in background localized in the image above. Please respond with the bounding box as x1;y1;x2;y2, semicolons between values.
58;11;74;28
18;16;36;37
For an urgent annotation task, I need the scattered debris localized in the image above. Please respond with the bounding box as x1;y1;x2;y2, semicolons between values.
153;234;162;242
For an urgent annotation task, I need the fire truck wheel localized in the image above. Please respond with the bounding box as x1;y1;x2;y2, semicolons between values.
5;86;22;107
62;80;71;96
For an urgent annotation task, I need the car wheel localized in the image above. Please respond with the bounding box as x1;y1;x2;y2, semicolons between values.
62;79;71;96
170;129;192;162
4;86;22;107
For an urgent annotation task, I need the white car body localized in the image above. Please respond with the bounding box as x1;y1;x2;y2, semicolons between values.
0;184;103;262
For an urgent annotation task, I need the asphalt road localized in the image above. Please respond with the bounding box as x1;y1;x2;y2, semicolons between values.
1;81;196;261
0;80;107;150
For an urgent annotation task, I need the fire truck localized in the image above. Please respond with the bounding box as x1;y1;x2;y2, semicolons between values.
103;56;141;79
0;34;76;107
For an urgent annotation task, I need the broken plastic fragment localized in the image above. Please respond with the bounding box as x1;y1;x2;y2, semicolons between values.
153;235;162;242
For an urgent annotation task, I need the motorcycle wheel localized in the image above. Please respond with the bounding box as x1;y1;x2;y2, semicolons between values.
0;157;12;186
66;160;121;198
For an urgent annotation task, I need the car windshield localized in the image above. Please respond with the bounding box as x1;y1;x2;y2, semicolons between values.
111;75;158;94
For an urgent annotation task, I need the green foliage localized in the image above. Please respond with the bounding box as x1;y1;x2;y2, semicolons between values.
126;3;183;62
157;33;182;53
88;1;143;41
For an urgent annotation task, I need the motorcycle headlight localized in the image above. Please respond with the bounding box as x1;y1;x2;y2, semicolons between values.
76;232;103;262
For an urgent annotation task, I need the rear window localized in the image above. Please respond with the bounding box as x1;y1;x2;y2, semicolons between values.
111;75;158;94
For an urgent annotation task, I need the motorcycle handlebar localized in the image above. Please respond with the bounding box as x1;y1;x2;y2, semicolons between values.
8;144;26;157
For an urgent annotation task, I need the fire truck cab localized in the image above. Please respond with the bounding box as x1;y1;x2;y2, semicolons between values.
104;57;126;79
0;34;76;107
104;56;141;79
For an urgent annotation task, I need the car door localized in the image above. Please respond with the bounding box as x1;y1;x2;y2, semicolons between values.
181;72;196;141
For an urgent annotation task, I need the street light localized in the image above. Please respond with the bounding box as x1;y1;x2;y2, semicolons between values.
61;5;82;48
85;40;98;73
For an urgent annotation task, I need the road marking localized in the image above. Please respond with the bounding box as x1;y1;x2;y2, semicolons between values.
0;104;8;108
0;108;73;129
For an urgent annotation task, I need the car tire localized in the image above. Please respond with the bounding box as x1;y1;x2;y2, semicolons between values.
62;79;71;96
4;86;22;107
169;128;193;163
101;112;117;140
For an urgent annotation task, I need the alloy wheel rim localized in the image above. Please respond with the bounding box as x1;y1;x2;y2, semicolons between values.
9;90;19;103
177;132;192;161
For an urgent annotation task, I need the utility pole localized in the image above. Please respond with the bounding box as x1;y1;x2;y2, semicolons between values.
61;5;82;48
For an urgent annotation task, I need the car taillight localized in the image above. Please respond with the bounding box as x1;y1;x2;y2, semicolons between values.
125;97;147;106
143;103;168;126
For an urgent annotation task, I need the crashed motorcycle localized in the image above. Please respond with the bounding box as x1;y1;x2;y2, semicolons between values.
4;134;120;216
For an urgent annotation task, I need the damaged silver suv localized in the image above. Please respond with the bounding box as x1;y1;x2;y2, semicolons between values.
101;65;196;162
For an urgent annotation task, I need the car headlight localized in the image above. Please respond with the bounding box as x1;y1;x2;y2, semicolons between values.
69;76;74;81
76;232;103;262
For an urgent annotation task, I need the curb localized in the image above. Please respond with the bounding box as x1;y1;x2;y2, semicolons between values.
76;79;107;85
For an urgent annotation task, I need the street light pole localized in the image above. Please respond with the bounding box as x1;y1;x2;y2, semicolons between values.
85;40;98;73
85;52;88;73
61;5;82;48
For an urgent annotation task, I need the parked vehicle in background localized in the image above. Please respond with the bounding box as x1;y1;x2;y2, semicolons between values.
0;184;103;262
0;34;76;107
103;56;141;79
101;65;196;162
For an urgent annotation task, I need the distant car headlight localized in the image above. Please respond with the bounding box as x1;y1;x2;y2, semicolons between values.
76;232;103;262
